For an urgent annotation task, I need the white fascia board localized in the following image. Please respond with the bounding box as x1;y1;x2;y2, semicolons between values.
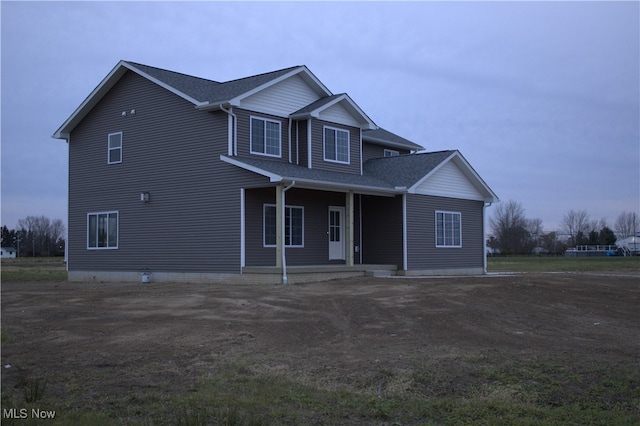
220;155;283;182
52;61;206;139
407;151;457;193
229;66;332;106
290;94;377;130
407;151;500;203
123;62;207;107
452;154;500;203
338;95;377;130
315;95;376;130
52;61;127;139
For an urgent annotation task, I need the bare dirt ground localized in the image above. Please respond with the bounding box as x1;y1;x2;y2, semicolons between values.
2;272;639;422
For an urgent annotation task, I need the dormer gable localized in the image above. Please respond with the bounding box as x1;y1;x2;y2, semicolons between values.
290;94;376;130
236;73;327;117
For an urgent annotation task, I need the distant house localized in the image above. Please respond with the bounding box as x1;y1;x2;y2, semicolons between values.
52;61;498;283
1;247;17;259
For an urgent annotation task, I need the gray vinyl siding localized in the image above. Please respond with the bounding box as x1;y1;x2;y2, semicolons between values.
362;143;410;163
68;70;266;274
296;120;309;167
405;195;484;270
245;188;350;266
360;195;404;268
310;119;361;174
235;108;290;163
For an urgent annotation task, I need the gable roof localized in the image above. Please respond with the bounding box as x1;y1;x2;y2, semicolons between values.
364;150;499;202
52;61;332;139
364;150;455;188
53;61;425;154
290;93;376;130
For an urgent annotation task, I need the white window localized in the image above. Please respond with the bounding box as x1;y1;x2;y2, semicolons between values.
108;132;122;164
435;211;462;248
384;149;400;157
263;204;304;247
251;117;281;157
323;126;350;164
88;211;118;249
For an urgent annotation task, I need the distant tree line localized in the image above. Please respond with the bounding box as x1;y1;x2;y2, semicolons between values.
1;215;66;257
488;201;638;255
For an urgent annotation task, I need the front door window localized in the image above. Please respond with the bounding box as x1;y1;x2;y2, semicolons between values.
328;206;345;260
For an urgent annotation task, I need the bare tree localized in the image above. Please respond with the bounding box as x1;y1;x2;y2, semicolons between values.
15;215;66;256
526;218;543;251
489;200;528;254
614;211;639;238
562;209;590;246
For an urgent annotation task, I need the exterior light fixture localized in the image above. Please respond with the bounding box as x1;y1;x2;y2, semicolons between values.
140;192;150;203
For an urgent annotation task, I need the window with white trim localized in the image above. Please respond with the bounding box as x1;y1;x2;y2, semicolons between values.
87;211;118;249
384;149;400;157
435;211;462;248
251;117;281;157
323;126;350;163
108;132;122;164
263;204;304;247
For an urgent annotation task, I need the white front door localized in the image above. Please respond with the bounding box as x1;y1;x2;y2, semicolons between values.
328;206;345;260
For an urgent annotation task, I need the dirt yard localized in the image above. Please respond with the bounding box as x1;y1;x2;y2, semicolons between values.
2;272;639;424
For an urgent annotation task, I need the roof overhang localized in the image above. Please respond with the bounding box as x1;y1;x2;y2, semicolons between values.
220;155;399;197
52;60;207;140
407;151;500;203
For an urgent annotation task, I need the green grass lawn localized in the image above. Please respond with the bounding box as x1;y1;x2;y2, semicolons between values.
1;257;67;282
487;255;640;273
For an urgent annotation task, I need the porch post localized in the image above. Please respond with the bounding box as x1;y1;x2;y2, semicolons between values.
275;184;283;268
346;191;354;266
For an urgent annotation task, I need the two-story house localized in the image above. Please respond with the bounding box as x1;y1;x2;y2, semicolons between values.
53;61;498;283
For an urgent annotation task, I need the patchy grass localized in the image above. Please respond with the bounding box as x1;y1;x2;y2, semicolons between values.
2;256;638;425
4;356;636;425
487;255;640;273
1;257;67;282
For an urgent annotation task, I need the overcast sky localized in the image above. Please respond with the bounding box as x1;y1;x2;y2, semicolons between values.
1;1;638;234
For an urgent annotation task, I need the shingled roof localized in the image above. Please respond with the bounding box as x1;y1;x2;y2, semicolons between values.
126;62;304;104
222;150;498;202
221;155;398;194
362;128;423;151
221;151;463;193
364;150;456;188
53;61;423;152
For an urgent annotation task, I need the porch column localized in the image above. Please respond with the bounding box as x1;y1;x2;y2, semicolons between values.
275;184;283;268
346;191;354;266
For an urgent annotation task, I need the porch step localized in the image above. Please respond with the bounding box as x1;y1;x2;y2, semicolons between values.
365;269;394;277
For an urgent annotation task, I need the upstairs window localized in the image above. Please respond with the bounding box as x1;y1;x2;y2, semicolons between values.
251;117;281;157
324;126;350;164
88;211;118;249
435;211;462;248
108;132;122;164
384;149;400;157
